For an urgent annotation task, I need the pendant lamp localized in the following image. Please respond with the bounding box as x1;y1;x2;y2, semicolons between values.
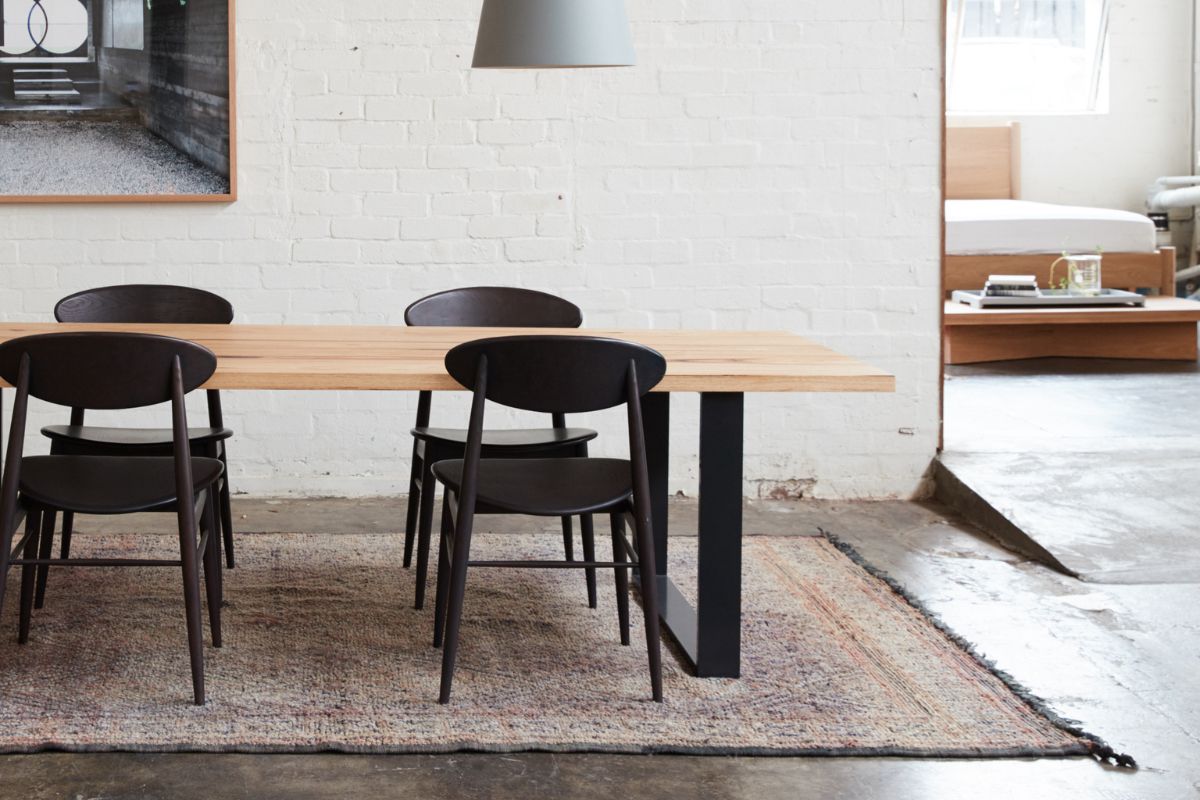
472;0;636;69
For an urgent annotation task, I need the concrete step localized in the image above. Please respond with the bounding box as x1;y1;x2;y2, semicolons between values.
13;88;82;103
936;450;1200;584
14;80;75;89
14;89;81;96
932;457;1075;576
9;65;82;104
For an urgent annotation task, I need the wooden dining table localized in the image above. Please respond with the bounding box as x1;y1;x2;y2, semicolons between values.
0;322;894;678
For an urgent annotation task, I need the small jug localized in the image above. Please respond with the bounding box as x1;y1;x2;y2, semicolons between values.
1050;253;1102;296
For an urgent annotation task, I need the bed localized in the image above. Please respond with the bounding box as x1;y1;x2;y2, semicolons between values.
946;199;1158;257
944;124;1175;297
943;124;1196;364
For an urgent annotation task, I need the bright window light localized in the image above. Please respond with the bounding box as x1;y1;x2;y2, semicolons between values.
947;0;1111;115
1;0;89;56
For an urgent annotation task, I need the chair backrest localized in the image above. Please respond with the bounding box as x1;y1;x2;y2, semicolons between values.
55;284;234;325
0;333;217;410
445;335;666;414
404;287;582;328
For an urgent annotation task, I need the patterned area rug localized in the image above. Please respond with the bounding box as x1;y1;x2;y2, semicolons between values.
0;533;1094;756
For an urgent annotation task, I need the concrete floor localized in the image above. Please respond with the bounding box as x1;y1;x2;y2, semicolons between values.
942;357;1200;582
2;496;1197;799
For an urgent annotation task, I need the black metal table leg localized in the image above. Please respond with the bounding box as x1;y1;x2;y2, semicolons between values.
694;391;743;677
640;390;744;679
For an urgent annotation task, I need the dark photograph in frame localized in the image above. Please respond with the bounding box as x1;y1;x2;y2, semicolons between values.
0;0;235;202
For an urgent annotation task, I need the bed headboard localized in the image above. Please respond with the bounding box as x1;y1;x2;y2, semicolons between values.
946;124;1021;200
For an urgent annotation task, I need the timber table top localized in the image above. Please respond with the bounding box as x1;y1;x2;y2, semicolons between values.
0;323;895;393
944;296;1200;326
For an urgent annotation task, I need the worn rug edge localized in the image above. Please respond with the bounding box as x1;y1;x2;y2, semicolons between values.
819;529;1136;770
2;741;1097;759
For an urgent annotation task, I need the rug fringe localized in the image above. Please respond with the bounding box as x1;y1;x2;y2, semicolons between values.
819;528;1137;771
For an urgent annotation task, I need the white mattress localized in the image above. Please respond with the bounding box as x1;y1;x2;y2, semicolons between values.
945;199;1158;255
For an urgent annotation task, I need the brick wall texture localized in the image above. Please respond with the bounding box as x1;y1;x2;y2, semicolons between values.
1;0;944;500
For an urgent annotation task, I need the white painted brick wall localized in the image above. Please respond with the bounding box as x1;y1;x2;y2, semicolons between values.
0;0;944;500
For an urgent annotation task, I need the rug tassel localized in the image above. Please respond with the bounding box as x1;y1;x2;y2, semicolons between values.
1090;742;1137;769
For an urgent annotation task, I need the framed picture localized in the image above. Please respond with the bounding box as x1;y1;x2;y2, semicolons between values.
0;0;236;203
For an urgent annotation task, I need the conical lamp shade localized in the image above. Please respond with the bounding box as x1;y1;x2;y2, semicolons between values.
472;0;636;69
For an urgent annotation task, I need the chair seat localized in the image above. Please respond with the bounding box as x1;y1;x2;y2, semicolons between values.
432;458;632;517
19;456;224;515
412;426;596;452
42;425;234;449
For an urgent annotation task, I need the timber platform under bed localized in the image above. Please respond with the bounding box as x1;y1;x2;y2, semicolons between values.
943;297;1200;364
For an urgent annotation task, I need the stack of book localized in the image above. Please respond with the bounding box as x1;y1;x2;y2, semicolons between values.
982;274;1040;298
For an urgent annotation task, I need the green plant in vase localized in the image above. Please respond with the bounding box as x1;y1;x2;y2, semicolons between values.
1050;246;1103;293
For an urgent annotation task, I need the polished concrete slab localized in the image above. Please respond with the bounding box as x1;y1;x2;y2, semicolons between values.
943;357;1200;582
1;496;1198;799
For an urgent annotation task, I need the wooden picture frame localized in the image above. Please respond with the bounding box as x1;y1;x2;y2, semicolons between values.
0;0;236;203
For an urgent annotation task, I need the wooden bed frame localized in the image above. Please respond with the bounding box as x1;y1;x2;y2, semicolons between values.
944;123;1176;297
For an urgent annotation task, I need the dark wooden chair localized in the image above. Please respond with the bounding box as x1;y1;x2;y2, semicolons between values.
403;287;599;611
0;332;225;706
431;335;665;704
45;285;237;579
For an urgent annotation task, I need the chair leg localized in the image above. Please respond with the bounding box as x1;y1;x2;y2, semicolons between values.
632;509;663;702
560;515;575;562
17;510;43;644
403;441;423;569
438;497;475;704
59;511;73;559
581;515;598;609
572;441;598;608
413;455;439;610
432;494;454;648
178;513;206;705
0;505;23;623
33;509;57;610
201;492;223;648
217;444;236;570
219;479;235;572
610;512;630;646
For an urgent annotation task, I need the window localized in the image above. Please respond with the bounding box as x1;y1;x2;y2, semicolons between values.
1;0;90;57
103;0;144;51
947;0;1111;114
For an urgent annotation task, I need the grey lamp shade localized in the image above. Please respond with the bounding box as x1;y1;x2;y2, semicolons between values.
472;0;636;69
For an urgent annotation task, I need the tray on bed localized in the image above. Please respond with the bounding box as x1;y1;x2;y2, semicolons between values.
952;289;1147;308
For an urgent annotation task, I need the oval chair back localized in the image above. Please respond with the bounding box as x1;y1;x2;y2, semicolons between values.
0;332;216;411
55;285;234;325
404;286;582;329
445;335;666;414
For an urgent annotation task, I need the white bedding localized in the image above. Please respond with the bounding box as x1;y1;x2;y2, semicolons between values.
945;199;1158;255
